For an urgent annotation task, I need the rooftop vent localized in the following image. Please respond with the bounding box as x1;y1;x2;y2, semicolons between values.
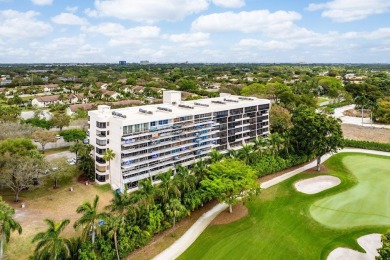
178;104;194;109
157;106;172;112
224;98;239;103
194;102;209;107
211;100;226;105
139;108;153;115
112;111;127;118
238;97;254;101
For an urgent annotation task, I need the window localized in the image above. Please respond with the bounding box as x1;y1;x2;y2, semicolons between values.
158;120;168;125
151;121;156;127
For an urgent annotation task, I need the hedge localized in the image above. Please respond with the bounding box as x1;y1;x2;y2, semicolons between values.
253;154;310;177
344;139;390;152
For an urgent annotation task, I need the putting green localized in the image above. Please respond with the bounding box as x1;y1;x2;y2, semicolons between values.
310;155;390;229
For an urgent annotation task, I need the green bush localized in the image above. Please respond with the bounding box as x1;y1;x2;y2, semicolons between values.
344;139;390;152
253;154;310;177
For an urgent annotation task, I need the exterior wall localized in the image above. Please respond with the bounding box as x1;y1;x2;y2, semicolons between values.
31;99;45;107
88;93;270;192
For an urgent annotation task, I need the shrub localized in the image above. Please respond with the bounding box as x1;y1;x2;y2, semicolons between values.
344;139;390;152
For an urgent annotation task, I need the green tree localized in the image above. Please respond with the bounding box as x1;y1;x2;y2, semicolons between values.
201;159;259;213
238;144;254;164
74;195;106;245
290;107;344;171
164;198;188;227
135;179;155;212
377;230;390;259
102;149;116;185
174;165;196;194
373;97;390;124
52;113;71;131
270;104;292;134
31;219;71;260
69;142;84;159
157;170;180;204
0;138;37;156
192;160;207;183
49;157;76;189
31;129;57;153
77;144;94;180
0;106;21;123
59;129;87;143
209;149;223;163
103;215;123;260
0;199;22;259
178;79;197;91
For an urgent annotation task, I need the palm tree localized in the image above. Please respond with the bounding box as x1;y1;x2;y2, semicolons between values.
192;160;207;183
69;142;84;160
157;170;180;203
165;199;188;227
103;148;116;184
0;201;22;259
238;144;254;164
209;149;223;163
103;215;123;260
281;131;293;155
105;192;131;222
174;165;196;193
74;195;106;245
135;179;155;211
227;149;240;159
354;95;368;126
253;136;269;156
32;219;70;260
269;133;283;156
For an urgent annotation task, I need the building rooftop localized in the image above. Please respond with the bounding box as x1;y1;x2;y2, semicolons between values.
89;91;270;123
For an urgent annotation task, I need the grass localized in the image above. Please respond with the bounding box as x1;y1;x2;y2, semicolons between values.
43;146;69;156
311;155;390;228
1;175;114;260
316;96;328;104
179;153;390;260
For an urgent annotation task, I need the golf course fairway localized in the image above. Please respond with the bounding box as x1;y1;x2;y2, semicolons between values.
179;153;390;260
310;155;390;229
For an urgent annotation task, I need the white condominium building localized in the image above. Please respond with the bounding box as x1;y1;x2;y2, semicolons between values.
88;91;270;191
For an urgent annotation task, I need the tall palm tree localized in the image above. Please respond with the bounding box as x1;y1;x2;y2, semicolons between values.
135;179;155;211
253;136;269;156
192;160;207;183
174;165;196;193
238;144;254;164
269;133;283;156
354;95;368;126
164;199;188;227
105;192;131;222
0;201;22;259
103;215;123;260
32;219;70;260
74;195;106;245
157;170;180;203
103;148;116;184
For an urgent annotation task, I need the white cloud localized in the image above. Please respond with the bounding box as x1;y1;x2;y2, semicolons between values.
306;0;390;22
191;10;301;34
212;0;245;8
238;39;294;50
0;10;52;39
52;13;88;26
169;32;210;47
82;23;161;45
66;6;78;13
30;36;104;62
91;0;209;22
31;0;53;5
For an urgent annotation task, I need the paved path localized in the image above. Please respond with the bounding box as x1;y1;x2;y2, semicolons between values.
154;148;390;260
333;105;390;129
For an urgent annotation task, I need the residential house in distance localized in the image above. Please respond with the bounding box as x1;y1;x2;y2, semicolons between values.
68;93;89;104
88;91;270;191
101;89;121;100
32;95;61;107
66;103;95;116
43;84;59;93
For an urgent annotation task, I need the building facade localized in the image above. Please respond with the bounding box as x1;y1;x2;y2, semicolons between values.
88;91;270;191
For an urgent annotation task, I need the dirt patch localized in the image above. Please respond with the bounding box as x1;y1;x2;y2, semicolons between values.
342;124;390;143
343;108;371;118
128;200;218;260
211;203;248;225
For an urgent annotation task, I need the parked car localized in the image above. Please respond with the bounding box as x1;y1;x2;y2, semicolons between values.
67;158;77;165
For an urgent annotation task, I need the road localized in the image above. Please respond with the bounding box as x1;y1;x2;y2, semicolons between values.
333;104;390;129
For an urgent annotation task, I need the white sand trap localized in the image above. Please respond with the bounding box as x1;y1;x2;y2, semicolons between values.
294;176;341;194
327;234;382;260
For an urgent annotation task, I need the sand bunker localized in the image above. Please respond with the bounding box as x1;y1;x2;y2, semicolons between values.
294;176;341;194
327;233;382;260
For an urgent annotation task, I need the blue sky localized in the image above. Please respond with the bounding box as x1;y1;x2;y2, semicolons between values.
0;0;390;63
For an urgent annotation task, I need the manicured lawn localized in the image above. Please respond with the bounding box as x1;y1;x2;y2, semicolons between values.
179;153;390;260
311;155;390;228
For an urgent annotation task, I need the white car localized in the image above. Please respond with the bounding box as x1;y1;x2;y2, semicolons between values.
67;158;77;165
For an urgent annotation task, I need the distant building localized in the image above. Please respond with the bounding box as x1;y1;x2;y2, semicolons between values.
119;61;126;65
32;95;61;107
140;60;149;65
0;80;12;86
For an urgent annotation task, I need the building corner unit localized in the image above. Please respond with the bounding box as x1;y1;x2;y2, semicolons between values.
88;91;271;192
